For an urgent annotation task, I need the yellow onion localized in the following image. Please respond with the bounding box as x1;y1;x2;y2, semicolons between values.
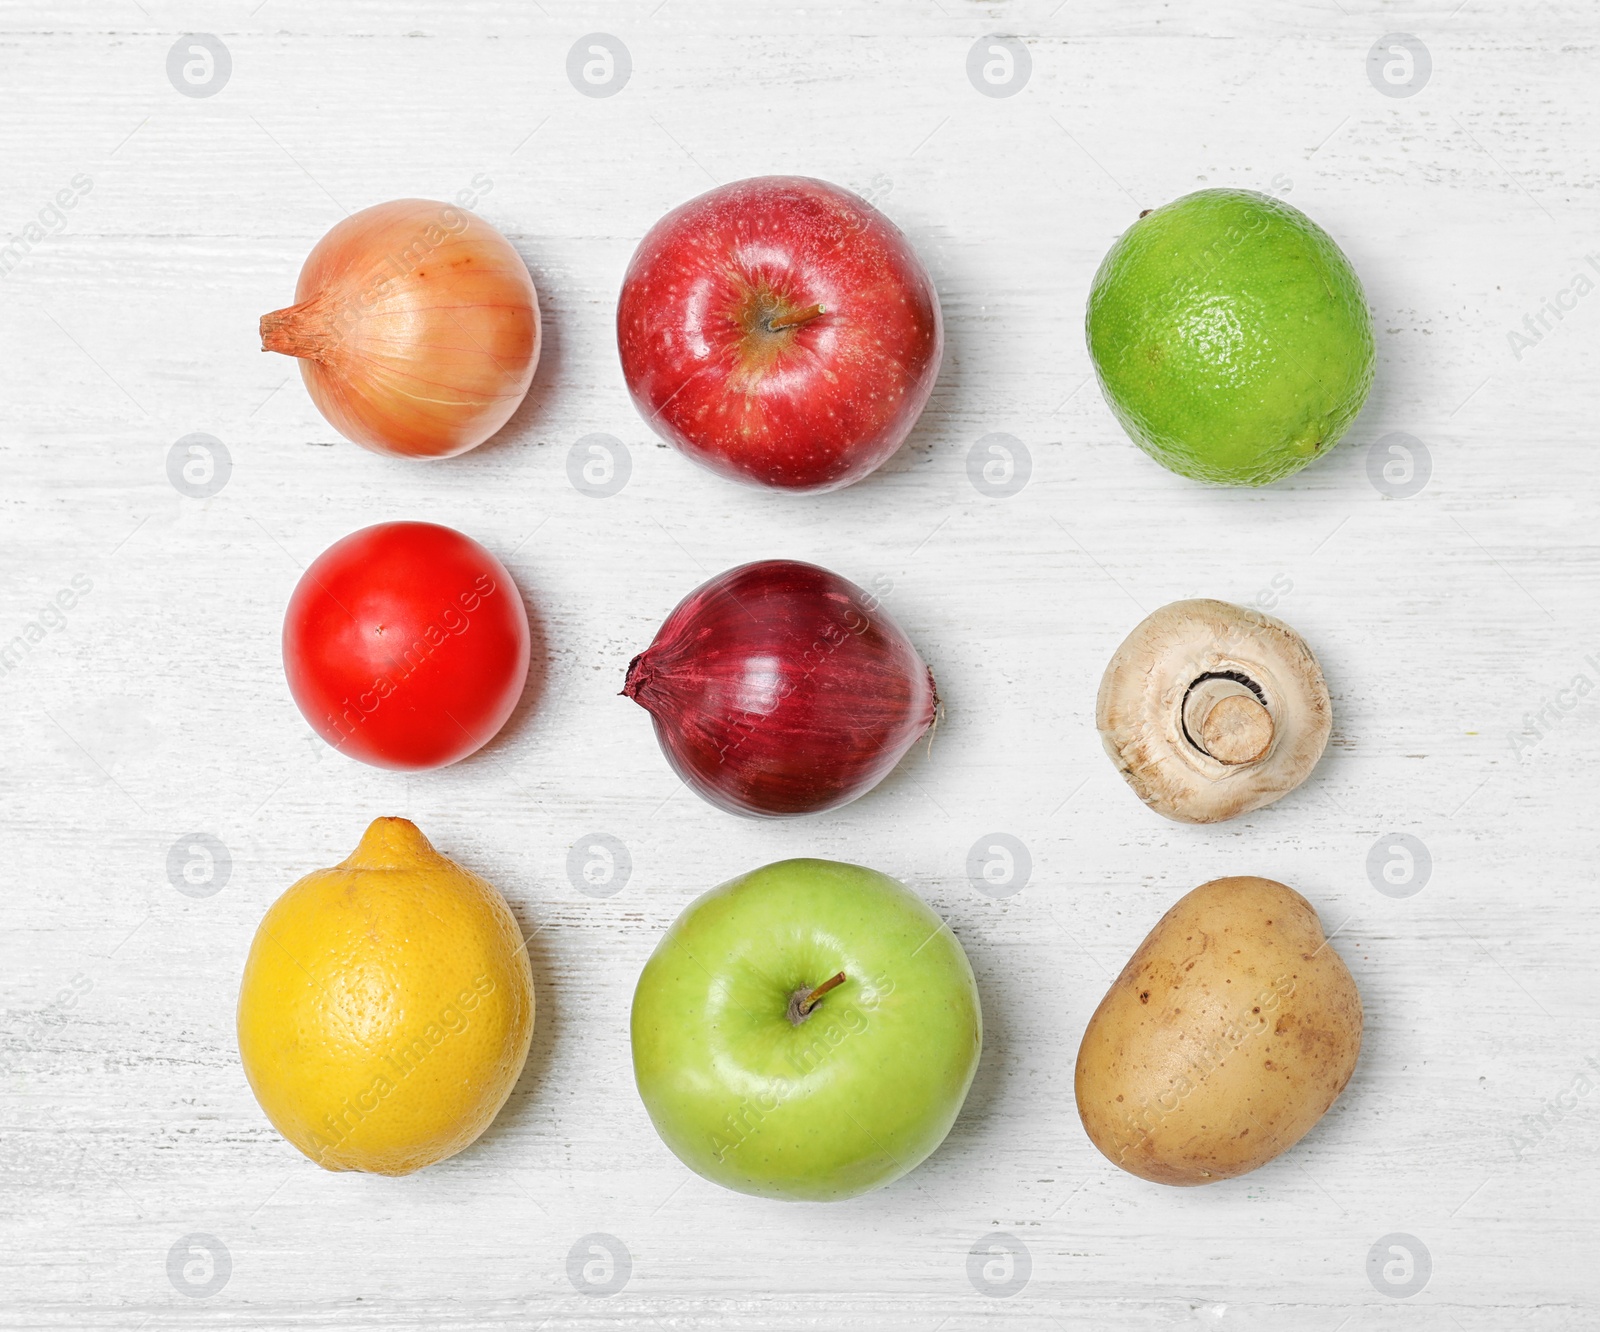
261;199;540;459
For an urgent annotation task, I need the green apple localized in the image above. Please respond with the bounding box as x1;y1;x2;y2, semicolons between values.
630;857;982;1201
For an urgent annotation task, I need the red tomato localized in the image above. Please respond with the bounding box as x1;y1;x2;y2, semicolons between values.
283;522;529;770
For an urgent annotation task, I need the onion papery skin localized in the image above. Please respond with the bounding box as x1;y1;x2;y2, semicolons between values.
623;560;938;817
261;199;540;460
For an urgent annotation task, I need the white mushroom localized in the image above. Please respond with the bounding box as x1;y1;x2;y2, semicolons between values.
1095;599;1331;824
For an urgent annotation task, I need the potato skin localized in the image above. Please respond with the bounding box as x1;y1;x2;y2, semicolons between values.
1075;876;1362;1185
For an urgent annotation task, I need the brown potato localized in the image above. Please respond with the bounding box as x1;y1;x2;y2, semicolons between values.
1075;876;1362;1185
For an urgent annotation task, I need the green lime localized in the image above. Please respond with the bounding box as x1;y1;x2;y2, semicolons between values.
1085;189;1375;486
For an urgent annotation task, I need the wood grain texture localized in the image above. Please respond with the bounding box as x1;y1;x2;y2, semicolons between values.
2;1;1598;1326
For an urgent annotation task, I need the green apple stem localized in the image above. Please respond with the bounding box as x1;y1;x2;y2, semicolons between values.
788;971;847;1025
767;303;825;332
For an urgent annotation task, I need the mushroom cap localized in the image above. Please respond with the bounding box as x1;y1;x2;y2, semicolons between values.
1095;599;1331;824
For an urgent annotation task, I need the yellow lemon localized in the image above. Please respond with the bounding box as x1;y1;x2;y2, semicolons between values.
237;817;534;1175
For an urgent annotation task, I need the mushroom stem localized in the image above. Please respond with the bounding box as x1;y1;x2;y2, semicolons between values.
1184;677;1273;765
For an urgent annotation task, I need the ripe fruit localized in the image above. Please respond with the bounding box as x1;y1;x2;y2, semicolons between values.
282;521;530;770
617;176;943;492
237;818;535;1175
631;858;982;1200
1086;189;1375;486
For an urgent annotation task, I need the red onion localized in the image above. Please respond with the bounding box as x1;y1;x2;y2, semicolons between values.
623;560;938;817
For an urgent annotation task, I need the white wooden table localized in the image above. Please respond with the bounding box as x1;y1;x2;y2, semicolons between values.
3;2;1597;1327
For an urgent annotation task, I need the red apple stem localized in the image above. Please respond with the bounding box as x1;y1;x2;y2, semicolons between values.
788;971;847;1024
767;303;825;332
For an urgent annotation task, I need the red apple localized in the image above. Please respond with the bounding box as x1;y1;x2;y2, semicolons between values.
616;176;943;493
